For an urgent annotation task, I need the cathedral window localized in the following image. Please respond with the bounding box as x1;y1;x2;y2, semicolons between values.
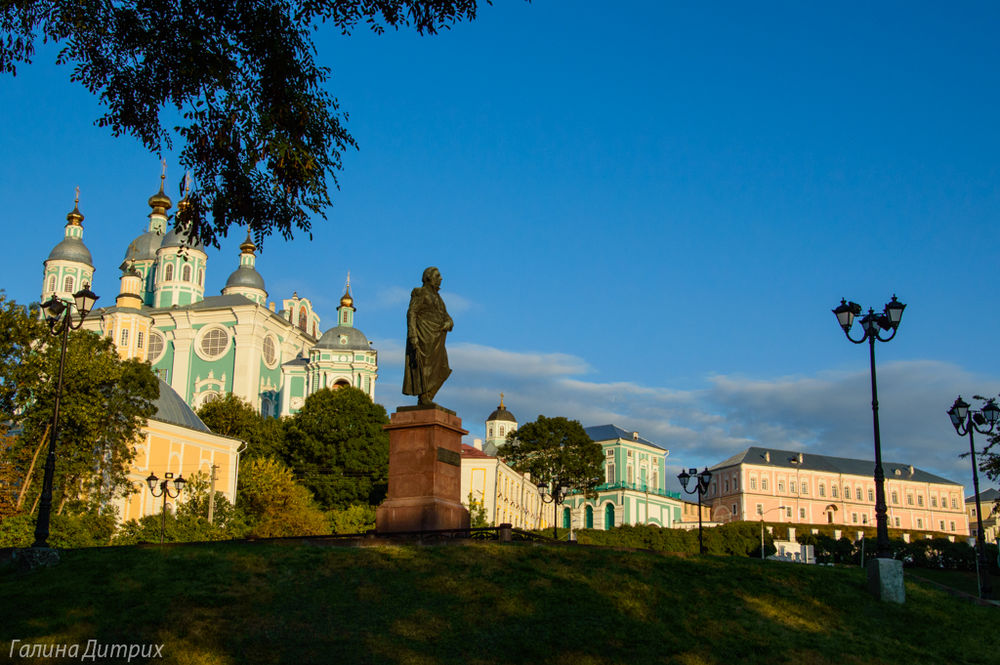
298;309;308;331
137;331;144;349
47;275;56;293
182;264;192;282
198;268;204;285
147;331;165;362
164;264;174;281
198;327;230;359
262;335;277;367
64;276;74;293
120;329;129;347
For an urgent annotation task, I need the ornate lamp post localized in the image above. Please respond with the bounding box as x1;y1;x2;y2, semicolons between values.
678;467;712;554
146;472;186;545
31;285;99;549
538;479;568;539
947;396;998;600
832;295;905;559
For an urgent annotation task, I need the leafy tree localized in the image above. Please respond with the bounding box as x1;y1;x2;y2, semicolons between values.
464;492;490;528
236;457;329;537
196;392;285;460
0;1;485;247
0;296;158;516
496;415;603;497
0;293;46;422
282;387;389;510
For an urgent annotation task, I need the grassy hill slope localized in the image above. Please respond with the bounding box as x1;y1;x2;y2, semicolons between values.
0;541;994;665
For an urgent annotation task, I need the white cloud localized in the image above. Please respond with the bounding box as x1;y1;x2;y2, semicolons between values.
371;339;998;491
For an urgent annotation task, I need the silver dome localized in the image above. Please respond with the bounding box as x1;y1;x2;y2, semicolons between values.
314;325;371;351
160;224;205;251
123;231;163;262
47;237;94;267
224;265;266;291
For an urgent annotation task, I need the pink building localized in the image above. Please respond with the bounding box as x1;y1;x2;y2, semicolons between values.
706;447;969;536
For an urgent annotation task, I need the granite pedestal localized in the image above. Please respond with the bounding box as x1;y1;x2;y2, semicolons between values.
376;405;470;533
866;557;905;603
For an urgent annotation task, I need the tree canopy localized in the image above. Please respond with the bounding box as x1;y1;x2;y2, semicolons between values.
283;386;389;510
196;392;285;461
0;293;159;518
496;415;603;496
0;1;485;248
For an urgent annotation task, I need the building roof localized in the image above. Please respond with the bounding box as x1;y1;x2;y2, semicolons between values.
967;488;1000;503
151;379;210;432
47;237;94;267
314;325;370;351
712;446;960;486
584;424;666;450
461;443;494;459
224;265;266;291
487;404;517;423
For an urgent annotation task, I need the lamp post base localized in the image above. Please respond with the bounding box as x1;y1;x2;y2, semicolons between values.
12;547;60;571
866;558;905;603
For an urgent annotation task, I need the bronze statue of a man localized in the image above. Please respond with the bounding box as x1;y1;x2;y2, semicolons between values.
403;266;453;406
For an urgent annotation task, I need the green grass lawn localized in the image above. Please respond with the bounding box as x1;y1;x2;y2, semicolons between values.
906;566;1000;597
0;541;996;665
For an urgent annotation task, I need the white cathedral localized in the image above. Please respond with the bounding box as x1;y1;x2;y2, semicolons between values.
41;175;379;416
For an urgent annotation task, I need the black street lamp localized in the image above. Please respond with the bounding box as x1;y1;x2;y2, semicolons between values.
678;467;712;554
946;395;998;600
832;295;905;559
31;285;99;549
538;479;568;539
146;472;187;545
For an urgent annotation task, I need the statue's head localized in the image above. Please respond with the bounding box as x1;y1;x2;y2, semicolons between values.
422;266;441;287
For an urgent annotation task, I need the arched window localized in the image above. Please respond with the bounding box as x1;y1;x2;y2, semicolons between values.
198;268;204;285
164;264;174;281
562;507;571;529
47;275;56;293
64;276;74;293
298;308;308;331
182;264;192;282
585;505;594;529
605;503;615;530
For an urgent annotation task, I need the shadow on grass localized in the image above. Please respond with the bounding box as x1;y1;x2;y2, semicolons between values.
0;543;996;665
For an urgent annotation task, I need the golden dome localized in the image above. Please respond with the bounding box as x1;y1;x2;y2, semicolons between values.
147;173;172;213
340;271;354;308
65;187;84;225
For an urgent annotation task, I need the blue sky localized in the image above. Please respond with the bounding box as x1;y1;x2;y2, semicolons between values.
1;2;999;492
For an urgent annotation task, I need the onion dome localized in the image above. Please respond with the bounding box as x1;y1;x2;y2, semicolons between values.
340;271;354;308
147;173;172;214
47;194;93;266
487;394;517;423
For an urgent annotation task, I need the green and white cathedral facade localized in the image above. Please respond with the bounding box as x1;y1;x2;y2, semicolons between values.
44;177;378;417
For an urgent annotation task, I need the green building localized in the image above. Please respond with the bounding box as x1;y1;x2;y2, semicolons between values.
43;176;378;416
562;425;684;530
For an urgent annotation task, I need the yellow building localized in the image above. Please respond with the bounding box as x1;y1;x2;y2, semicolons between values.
966;488;999;543
460;442;548;530
117;380;244;521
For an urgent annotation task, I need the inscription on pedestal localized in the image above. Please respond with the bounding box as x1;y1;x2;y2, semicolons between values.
436;447;461;467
